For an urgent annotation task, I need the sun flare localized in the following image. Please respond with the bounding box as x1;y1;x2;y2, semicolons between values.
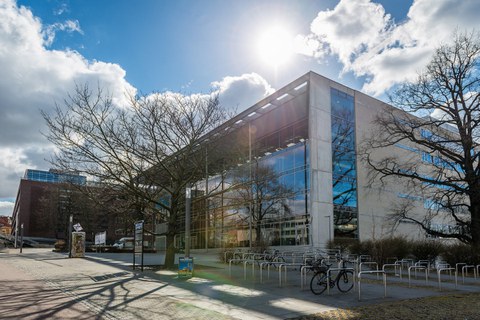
257;25;293;67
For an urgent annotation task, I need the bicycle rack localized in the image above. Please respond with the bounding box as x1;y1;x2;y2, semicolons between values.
360;262;379;279
416;260;430;269
259;261;284;285
382;263;402;278
243;259;257;280
326;267;355;295
228;259;244;277
359;255;371;262
437;267;457;290
279;263;305;287
408;265;428;287
455;263;467;274
300;265;315;290
357;270;386;301
259;261;273;283
462;265;477;283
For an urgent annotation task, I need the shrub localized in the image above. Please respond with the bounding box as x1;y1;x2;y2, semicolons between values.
54;239;67;252
410;240;444;261
218;243;236;263
252;239;270;254
348;239;370;256
348;237;410;266
326;237;359;253
370;237;411;266
441;243;480;266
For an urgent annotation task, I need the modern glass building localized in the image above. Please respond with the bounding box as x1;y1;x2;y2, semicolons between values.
174;71;468;250
173;71;404;249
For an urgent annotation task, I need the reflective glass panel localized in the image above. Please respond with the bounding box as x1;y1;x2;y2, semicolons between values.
331;88;358;238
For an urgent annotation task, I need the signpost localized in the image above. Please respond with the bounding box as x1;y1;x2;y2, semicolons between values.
179;186;194;277
19;223;24;253
68;215;73;258
133;220;144;271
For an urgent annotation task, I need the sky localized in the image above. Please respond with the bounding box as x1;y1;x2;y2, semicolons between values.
0;0;479;216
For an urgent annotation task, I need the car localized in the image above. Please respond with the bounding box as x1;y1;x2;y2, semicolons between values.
112;237;134;250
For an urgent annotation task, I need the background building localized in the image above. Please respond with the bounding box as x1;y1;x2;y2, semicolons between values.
0;216;12;237
11;169;115;243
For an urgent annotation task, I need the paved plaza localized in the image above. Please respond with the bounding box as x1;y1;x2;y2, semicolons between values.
1;248;479;319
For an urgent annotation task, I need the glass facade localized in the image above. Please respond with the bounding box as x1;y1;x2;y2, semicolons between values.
175;81;360;248
189;141;310;248
25;169;86;185
331;88;358;238
185;88;311;249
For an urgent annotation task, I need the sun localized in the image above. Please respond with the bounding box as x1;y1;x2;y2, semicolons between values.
257;25;293;68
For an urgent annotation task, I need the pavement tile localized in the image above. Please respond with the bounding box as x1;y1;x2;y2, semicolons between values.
2;248;480;320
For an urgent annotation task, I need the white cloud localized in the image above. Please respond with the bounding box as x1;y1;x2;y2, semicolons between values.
53;3;69;16
296;0;480;96
0;0;275;204
211;73;275;112
0;0;136;199
43;19;83;46
0;146;56;198
0;201;14;216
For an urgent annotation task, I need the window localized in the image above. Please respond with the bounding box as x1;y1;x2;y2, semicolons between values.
331;88;358;238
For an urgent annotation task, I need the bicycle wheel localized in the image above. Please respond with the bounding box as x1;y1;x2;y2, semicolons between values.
336;270;354;292
310;271;328;295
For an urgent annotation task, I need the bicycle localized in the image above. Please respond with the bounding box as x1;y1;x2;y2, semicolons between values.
225;249;245;264
257;249;285;268
310;258;354;294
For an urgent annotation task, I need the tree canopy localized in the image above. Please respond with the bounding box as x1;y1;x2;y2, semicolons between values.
363;31;480;244
42;85;231;266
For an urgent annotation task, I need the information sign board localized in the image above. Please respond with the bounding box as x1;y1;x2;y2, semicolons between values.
133;220;144;271
178;257;194;277
94;231;106;245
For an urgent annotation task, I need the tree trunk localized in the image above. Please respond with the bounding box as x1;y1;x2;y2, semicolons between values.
164;233;176;268
255;221;262;247
470;199;480;246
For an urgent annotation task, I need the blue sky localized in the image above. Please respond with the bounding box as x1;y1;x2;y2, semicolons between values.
0;0;479;215
18;0;341;93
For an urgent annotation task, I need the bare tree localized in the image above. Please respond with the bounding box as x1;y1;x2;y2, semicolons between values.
42;85;230;267
362;31;480;245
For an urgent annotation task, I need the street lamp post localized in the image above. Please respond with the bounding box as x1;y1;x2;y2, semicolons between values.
19;223;24;253
185;186;191;258
14;223;18;248
68;214;73;258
